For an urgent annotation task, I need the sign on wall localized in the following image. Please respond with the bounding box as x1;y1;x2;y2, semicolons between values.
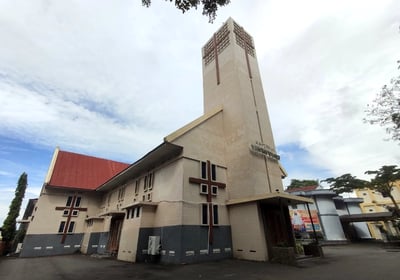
290;209;321;232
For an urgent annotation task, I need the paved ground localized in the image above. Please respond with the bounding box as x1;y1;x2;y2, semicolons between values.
0;243;399;280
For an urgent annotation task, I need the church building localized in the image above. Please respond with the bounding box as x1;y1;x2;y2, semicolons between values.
20;18;313;263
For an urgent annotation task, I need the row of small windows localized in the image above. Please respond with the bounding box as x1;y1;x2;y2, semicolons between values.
126;207;142;219
58;221;75;233
135;173;154;195
200;184;218;196
63;209;79;217
66;196;81;207
201;204;219;225
201;161;217;180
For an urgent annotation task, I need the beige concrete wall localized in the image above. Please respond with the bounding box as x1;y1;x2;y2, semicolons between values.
27;188;102;235
118;215;141;262
229;203;268;261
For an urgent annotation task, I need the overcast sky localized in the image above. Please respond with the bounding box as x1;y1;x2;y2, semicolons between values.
1;0;399;225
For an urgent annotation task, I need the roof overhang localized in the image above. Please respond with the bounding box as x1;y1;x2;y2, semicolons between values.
97;142;183;192
226;192;314;206
340;212;396;223
122;201;158;209
98;210;125;217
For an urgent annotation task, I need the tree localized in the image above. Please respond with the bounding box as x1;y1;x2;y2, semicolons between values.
364;62;400;142
286;179;319;190
365;165;400;213
323;173;368;195
142;0;231;22
1;173;28;245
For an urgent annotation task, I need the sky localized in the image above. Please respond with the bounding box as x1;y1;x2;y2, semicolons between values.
0;0;399;226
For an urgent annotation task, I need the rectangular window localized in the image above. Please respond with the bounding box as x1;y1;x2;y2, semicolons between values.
131;208;135;219
213;205;219;225
201;162;207;179
144;173;154;192
135;179;140;195
202;204;209;225
126;209;130;219
200;184;208;194
147;193;152;202
58;221;66;233
63;209;69;216
72;210;79;217
148;173;153;190
144;176;148;192
67;221;75;233
66;196;73;207
211;164;216;181
136;207;141;218
211;185;218;196
75;196;81;207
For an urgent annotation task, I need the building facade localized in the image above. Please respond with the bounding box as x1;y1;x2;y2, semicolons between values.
355;183;400;239
20;18;313;263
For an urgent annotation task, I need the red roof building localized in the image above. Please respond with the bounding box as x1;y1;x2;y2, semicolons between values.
46;148;130;191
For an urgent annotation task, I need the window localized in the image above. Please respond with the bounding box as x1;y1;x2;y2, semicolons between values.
201;162;207;179
75;196;81;207
131;208;135;219
200;184;208;194
144;173;154;192
147;193;152;202
213;205;219;225
201;204;219;225
63;209;69;216
58;221;66;233
66;196;73;207
72;210;79;217
135;179;140;195
126;209;131;219
211;164;216;181
118;187;125;201
202;204;209;225
136;207;141;218
211;185;218;196
68;221;75;233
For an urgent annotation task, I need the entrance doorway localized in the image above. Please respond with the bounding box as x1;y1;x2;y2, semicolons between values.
260;201;295;256
107;217;123;256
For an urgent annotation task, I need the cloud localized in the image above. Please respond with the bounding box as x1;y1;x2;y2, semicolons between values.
0;0;400;224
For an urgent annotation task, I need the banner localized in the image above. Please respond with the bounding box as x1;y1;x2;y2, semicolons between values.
290;209;321;232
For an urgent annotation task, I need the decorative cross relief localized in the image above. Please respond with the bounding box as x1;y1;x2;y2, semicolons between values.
233;21;255;79
203;23;230;85
189;160;226;244
55;195;87;243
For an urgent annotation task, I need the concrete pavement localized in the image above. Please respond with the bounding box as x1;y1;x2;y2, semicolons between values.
0;243;398;280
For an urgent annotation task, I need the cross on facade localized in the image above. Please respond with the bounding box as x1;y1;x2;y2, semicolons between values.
233;22;255;79
189;160;226;244
203;23;230;85
55;195;87;243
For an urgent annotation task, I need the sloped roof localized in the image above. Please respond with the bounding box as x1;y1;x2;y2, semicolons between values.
47;149;129;191
285;185;318;193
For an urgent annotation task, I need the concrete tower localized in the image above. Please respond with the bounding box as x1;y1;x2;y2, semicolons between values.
202;18;283;199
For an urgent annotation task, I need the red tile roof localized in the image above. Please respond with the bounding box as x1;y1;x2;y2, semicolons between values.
285;185;318;193
47;150;130;191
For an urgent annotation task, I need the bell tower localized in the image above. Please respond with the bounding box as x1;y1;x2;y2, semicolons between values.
202;18;284;199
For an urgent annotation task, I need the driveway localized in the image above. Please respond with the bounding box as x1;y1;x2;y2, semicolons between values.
0;244;398;280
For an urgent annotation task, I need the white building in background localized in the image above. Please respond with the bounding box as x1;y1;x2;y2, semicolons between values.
287;187;372;241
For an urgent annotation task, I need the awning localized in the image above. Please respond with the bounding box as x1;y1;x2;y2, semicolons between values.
122;201;158;209
98;210;125;217
340;212;395;223
226;192;314;206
